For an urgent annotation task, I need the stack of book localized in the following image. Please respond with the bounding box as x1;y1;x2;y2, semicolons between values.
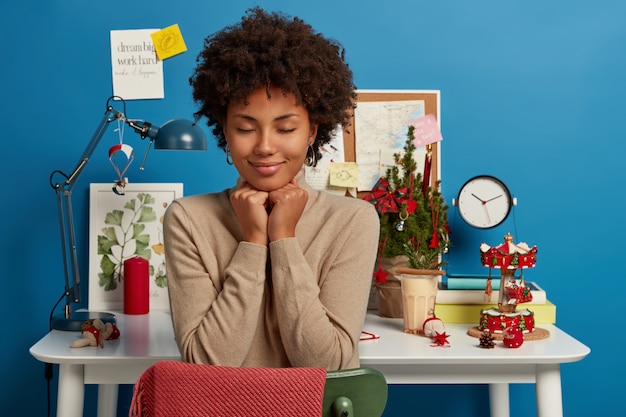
435;275;556;324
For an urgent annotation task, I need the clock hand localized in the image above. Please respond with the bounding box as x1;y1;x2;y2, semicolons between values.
471;193;486;203
483;204;492;223
485;194;503;203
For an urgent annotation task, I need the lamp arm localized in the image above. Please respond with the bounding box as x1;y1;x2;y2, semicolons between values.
126;119;153;138
125;119;156;170
63;106;125;191
50;105;124;319
54;187;79;317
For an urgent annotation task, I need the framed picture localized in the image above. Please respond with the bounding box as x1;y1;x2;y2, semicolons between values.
88;183;183;311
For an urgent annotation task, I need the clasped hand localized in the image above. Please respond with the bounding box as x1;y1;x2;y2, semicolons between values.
230;179;308;246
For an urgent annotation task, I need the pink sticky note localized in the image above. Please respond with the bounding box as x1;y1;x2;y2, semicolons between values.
408;114;442;147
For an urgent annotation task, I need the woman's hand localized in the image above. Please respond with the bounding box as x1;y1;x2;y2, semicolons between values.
230;182;270;245
267;179;308;242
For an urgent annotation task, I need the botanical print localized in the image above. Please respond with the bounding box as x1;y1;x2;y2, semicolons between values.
89;183;182;311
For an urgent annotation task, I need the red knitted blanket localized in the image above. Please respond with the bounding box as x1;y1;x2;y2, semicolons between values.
129;361;327;417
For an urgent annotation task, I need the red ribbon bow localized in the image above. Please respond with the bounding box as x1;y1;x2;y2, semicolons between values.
364;178;417;215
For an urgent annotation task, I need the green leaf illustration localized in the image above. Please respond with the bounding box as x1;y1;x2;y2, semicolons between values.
98;255;118;291
96;192;162;291
137;206;157;223
97;227;119;255
132;223;146;240
104;209;124;226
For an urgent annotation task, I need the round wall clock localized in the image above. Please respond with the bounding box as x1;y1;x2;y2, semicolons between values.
454;175;513;229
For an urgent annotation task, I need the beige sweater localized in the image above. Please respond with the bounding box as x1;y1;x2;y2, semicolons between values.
163;170;379;370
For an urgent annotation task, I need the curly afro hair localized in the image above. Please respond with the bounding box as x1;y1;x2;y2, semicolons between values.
189;7;356;164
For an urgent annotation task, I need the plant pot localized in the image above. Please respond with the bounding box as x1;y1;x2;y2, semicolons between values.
375;255;409;318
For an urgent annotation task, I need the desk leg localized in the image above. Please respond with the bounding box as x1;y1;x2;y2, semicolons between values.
58;364;84;417
536;364;562;417
97;384;119;417
489;383;510;417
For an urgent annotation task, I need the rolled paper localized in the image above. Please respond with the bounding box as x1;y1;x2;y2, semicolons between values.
124;256;149;314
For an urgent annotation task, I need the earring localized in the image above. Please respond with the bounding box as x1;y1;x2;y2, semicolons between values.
305;144;317;167
225;146;233;165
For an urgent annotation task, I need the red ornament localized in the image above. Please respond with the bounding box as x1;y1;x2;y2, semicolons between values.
429;232;440;248
106;323;121;340
373;267;389;284
84;325;103;348
503;326;524;348
431;331;450;347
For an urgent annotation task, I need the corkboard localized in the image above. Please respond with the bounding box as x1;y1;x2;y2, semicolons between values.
342;90;441;198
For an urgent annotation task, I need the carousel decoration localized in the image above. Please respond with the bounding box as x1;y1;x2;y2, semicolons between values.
468;232;549;342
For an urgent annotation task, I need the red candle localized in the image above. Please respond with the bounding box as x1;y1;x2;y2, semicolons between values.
123;256;149;314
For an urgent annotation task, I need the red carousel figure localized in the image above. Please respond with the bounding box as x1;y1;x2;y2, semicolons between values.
477;233;538;338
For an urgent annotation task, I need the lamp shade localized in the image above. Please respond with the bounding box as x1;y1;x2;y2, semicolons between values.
149;119;207;150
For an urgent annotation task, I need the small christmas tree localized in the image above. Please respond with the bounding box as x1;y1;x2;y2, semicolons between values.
366;125;450;278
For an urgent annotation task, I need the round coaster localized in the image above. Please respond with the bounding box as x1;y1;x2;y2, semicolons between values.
467;326;550;340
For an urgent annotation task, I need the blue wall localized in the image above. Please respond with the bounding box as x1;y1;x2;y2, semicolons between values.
2;1;622;416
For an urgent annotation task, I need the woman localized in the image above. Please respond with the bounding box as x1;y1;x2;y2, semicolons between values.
163;7;379;371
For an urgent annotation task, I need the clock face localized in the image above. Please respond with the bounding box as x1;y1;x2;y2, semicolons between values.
457;175;512;229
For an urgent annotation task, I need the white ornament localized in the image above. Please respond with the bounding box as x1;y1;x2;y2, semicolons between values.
423;317;445;338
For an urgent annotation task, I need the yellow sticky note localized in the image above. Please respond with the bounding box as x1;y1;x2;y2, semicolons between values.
329;162;359;188
151;24;187;60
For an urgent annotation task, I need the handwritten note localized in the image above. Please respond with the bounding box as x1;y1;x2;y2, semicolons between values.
305;161;354;196
110;29;164;100
151;24;188;60
408;114;442;147
330;162;359;188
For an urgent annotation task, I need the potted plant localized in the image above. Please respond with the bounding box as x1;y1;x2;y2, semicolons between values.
364;125;450;318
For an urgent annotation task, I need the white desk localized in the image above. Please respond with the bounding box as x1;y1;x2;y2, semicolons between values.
30;310;589;417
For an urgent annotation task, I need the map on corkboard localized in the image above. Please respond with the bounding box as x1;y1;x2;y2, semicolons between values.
343;90;440;197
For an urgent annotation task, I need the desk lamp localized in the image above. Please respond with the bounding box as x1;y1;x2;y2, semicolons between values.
49;96;206;331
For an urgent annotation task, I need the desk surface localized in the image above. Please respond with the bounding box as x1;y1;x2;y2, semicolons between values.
360;313;589;365
31;311;180;365
31;310;590;368
30;310;591;417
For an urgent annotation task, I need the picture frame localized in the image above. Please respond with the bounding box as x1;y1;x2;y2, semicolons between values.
88;182;183;311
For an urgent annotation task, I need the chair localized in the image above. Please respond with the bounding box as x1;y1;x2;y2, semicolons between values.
323;367;388;417
129;361;388;417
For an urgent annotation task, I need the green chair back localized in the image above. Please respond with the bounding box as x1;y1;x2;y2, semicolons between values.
322;367;388;417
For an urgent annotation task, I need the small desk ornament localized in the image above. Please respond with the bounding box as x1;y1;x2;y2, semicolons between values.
468;233;549;344
71;319;121;348
108;143;134;195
